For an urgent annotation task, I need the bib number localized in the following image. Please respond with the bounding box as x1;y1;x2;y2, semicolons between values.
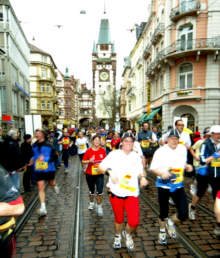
119;174;136;192
141;140;150;148
91;164;100;175
179;141;185;145
170;168;184;184
211;158;220;167
36;161;48;170
106;142;111;149
63;139;70;145
79;144;86;150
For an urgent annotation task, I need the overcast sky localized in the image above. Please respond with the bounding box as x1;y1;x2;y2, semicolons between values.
10;0;149;88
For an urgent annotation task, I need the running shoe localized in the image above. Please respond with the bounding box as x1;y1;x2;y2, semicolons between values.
64;168;69;174
158;232;167;245
54;185;60;194
88;202;95;210
166;219;176;239
169;197;175;206
37;207;47;216
122;230;134;250
97;205;103;216
208;184;212;194
188;203;196;220
214;227;220;236
113;234;121;249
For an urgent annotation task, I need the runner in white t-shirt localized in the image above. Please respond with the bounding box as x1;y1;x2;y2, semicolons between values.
99;132;148;251
75;131;88;160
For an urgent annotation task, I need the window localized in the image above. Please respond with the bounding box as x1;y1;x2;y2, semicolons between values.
20;96;24;115
128;100;131;111
179;63;193;89
41;83;45;92
25;100;29;113
0;32;4;48
0;7;3;21
47;101;51;110
179;25;193;51
0;87;6;113
100;45;109;51
41;68;47;79
160;75;164;95
46;84;50;92
41;101;45;110
42;55;47;63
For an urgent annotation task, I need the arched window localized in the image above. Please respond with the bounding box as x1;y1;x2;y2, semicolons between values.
179;63;193;89
179;25;193;50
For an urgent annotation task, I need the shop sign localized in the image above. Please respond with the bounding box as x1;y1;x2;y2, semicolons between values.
175;90;193;97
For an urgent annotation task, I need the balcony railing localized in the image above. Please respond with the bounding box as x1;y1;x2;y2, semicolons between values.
146;37;220;76
151;23;164;45
170;0;200;22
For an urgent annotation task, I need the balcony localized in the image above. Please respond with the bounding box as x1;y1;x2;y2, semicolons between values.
0;73;6;82
146;37;220;77
143;43;151;59
170;0;200;22
151;23;164;45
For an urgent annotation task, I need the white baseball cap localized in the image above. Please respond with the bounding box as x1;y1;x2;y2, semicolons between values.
210;125;220;134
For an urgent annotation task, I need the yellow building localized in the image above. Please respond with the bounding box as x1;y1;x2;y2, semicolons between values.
29;44;58;129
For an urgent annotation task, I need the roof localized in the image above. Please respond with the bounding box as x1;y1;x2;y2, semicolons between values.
98;19;111;44
0;0;10;6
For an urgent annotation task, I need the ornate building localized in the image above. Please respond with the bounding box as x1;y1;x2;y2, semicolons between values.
29;43;58;129
56;68;78;128
92;12;117;128
78;83;93;128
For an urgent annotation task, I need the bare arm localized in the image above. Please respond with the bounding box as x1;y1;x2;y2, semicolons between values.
0;202;25;217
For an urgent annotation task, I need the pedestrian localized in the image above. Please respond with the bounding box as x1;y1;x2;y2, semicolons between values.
0;128;25;190
105;131;113;155
197;125;220;235
138;121;157;167
0;164;25;258
99;132;148;251
82;135;106;216
75;131;89;161
59;128;72;173
20;134;33;192
150;129;193;245
31;129;59;217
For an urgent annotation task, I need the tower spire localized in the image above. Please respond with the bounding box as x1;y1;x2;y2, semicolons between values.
104;0;106;15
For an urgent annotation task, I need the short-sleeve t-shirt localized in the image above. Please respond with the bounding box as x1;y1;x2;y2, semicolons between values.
61;136;71;150
83;147;106;175
75;137;88;154
100;149;143;197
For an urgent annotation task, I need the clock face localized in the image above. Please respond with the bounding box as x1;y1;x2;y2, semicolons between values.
99;71;109;81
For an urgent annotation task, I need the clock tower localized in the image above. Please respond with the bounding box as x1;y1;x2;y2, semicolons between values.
92;12;116;128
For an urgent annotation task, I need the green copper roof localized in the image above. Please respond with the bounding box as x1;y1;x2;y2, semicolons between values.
93;41;97;53
64;67;70;80
98;19;111;44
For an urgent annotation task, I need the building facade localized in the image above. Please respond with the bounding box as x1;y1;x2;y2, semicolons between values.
78;83;93;128
123;0;220;132
29;43;58;129
0;0;30;132
56;68;78;128
92;13;117;128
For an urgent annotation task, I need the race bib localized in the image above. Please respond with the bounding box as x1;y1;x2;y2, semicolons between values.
63;138;70;145
170;168;184;184
119;174;136;192
141;140;150;148
211;158;220;167
106;142;111;149
91;164;100;175
79;144;86;150
112;146;116;151
36;161;48;170
179;141;185;145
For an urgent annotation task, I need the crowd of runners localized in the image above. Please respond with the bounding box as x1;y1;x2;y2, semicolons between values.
0;120;220;255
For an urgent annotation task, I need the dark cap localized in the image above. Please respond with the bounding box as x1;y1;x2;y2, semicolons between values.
168;129;179;138
23;134;32;141
121;132;135;141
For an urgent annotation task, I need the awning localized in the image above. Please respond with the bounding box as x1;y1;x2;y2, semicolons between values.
146;107;161;121
15;82;30;97
137;113;148;124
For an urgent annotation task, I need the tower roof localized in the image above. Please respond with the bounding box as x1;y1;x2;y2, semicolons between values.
98;19;111;44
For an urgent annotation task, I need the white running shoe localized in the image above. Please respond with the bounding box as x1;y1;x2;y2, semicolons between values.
122;230;134;250
158;232;167;245
113;234;121;249
37;207;47;216
64;168;69;174
166;219;176;239
97;205;103;216
54;185;60;194
88;202;95;210
188;203;196;220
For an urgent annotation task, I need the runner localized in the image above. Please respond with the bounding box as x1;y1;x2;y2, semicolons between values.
197;125;220;235
82;135;106;216
138;122;157;168
75;131;89;161
150;129;193;245
214;190;220;235
111;132;121;151
32;129;59;217
105;131;113;155
59;128;72;173
188;127;211;220
99;132;148;251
